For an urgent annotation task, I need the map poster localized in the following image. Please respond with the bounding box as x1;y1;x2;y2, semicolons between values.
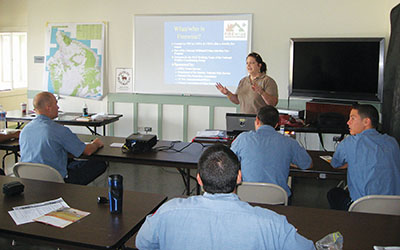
44;22;105;100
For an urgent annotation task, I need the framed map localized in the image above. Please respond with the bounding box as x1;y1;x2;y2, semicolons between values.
44;22;105;99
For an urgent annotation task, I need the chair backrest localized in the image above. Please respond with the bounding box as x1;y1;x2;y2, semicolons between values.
13;162;65;183
348;195;400;216
237;182;288;206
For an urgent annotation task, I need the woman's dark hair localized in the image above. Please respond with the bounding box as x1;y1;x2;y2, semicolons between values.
247;52;267;73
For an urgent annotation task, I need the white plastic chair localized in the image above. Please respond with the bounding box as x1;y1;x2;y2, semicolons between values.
237;182;288;206
13;162;65;183
348;195;400;216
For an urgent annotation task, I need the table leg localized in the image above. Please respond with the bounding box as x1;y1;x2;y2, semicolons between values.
14;151;19;163
85;126;101;136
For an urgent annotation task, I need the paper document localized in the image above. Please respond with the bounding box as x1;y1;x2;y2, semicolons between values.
8;198;70;225
374;247;400;250
110;142;124;148
76;117;91;122
34;207;90;228
195;130;227;138
320;155;332;163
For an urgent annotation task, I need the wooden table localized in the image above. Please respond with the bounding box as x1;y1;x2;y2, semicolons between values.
1;134;345;194
78;134;204;195
0;176;167;249
291;150;346;180
77;135;346;194
6;110;123;136
254;203;400;250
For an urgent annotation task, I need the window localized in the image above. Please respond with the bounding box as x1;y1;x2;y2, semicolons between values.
0;32;27;91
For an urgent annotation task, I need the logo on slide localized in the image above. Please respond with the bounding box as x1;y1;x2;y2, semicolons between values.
224;20;248;41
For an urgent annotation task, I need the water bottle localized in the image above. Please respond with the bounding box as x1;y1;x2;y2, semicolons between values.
279;125;285;135
108;174;123;214
0;105;6;133
82;102;88;117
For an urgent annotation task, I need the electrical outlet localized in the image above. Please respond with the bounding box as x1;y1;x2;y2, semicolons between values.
144;127;152;132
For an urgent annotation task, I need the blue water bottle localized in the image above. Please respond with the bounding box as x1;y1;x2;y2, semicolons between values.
108;174;123;214
0;105;6;133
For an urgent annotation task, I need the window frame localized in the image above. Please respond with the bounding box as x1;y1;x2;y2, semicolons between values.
0;32;27;91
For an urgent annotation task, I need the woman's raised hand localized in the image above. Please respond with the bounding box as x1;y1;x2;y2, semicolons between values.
215;82;229;95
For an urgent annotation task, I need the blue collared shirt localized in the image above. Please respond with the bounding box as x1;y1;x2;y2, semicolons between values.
231;125;311;196
331;128;400;201
20;114;86;177
136;193;315;250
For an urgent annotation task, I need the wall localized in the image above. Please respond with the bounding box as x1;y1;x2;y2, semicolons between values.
2;0;399;144
0;88;27;111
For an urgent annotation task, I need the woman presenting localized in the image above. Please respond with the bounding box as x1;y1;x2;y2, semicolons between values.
216;52;278;114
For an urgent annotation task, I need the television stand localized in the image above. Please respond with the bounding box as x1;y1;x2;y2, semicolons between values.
306;100;353;125
310;99;358;105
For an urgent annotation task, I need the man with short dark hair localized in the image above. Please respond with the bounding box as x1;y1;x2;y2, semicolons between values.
20;91;107;185
328;104;400;210
136;144;315;250
231;105;312;197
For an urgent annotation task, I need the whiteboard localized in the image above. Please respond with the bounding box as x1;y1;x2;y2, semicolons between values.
134;14;253;96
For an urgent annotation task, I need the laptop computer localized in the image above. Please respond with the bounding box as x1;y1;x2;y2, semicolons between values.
226;113;256;136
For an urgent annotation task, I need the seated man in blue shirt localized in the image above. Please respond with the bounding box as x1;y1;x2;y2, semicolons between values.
20;91;107;185
328;104;400;210
136;144;315;250
230;105;312;197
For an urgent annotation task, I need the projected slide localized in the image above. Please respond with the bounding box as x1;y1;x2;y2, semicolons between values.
164;21;248;86
134;14;252;96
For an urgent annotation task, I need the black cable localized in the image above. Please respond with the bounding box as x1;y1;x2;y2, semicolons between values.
154;141;207;152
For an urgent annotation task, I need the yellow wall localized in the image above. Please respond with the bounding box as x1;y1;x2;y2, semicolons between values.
0;88;28;111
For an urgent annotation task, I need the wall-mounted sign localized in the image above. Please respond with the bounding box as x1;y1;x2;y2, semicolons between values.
115;68;133;93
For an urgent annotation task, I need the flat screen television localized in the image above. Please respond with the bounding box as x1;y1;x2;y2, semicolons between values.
289;38;384;103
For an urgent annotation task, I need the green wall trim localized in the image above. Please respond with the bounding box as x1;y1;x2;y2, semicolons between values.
133;102;138;133
183;105;188;142
209;106;215;130
27;90;41;98
29;90;382;140
158;104;163;139
108;93;237;107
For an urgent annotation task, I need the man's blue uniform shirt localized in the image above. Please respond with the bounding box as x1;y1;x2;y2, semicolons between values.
136;192;315;250
20;114;86;177
231;125;311;196
331;128;400;201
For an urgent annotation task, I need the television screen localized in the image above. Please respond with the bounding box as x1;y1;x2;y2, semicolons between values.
289;38;384;103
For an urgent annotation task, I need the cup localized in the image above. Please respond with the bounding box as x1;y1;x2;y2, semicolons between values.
21;103;27;116
108;174;123;214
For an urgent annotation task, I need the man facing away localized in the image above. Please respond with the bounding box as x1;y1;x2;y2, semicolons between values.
230;105;312;197
19;91;107;185
136;144;315;250
328;104;400;210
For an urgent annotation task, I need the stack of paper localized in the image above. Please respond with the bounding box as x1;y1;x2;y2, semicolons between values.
8;197;90;228
34;207;90;228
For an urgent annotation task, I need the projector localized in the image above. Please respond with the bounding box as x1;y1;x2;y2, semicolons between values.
125;133;157;153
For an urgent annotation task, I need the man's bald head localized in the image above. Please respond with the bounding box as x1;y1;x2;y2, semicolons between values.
33;92;58;118
33;92;55;111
